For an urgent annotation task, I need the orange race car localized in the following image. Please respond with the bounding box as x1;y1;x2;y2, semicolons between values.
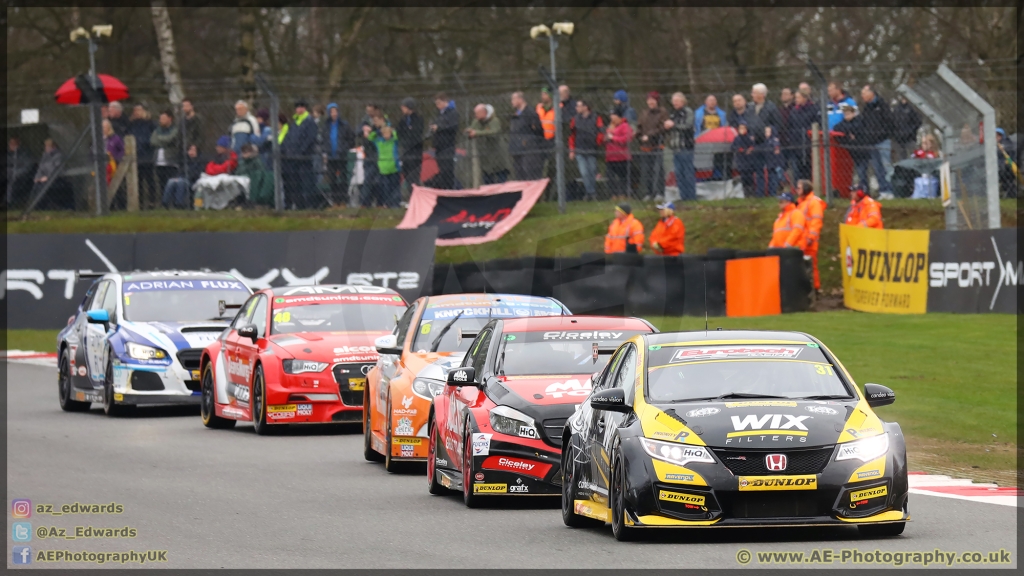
364;293;571;471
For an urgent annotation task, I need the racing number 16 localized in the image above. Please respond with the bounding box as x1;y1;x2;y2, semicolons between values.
814;364;834;376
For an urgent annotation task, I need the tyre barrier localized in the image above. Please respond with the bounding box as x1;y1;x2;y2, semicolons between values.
431;248;811;317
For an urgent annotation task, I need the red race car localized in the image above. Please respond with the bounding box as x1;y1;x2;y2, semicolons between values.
427;315;656;506
199;285;408;434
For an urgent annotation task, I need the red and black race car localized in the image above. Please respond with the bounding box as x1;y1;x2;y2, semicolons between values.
427;315;656;506
199;285;408;434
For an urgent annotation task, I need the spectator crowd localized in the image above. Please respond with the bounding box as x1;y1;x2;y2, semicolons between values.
7;78;1018;212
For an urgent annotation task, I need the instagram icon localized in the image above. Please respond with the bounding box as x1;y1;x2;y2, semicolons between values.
12;499;31;518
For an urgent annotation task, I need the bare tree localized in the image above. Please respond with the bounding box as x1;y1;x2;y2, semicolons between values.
239;1;257;103
151;0;184;105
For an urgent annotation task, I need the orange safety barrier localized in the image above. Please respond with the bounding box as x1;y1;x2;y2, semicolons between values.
725;256;782;317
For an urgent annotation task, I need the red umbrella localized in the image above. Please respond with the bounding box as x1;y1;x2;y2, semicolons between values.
54;74;129;105
695;126;738;145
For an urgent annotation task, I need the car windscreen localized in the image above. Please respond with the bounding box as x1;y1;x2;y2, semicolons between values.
412;300;566;353
498;331;648;375
121;279;250;323
645;343;852;403
271;304;403;334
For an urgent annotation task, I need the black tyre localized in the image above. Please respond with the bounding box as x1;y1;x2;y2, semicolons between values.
561;437;604;528
858;522;906;537
462;421;481;508
103;358;134;417
363;390;384;462
383;394;404;472
58;348;90;412
251;365;273;435
427;416;450;495
200;362;235;429
610;458;638;541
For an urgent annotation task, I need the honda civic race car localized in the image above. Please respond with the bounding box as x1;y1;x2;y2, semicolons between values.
364;293;571;471
57;270;253;416
199;285;408;434
427;315;656;506
561;330;909;541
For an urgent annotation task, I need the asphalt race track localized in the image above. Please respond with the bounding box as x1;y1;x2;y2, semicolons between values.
6;361;1019;569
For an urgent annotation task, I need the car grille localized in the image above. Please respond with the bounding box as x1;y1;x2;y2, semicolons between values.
728;492;824;519
332;363;372;407
713;446;835;476
176;349;203;371
541;418;567;448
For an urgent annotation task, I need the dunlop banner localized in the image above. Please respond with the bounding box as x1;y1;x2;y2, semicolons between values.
839;224;930;314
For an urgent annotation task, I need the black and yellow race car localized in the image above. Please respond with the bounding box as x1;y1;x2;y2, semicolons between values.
560;330;909;541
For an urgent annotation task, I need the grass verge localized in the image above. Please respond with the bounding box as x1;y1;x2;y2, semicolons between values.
7;199;1017;294
6;311;1016;482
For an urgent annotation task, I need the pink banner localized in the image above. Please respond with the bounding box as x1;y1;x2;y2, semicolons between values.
397;179;549;246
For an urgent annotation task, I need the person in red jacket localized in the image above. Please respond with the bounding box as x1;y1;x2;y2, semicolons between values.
205;135;238;176
649;201;685;256
604;107;634;199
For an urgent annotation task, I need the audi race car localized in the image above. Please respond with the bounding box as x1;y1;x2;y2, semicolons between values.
199;285;408;434
57;270;253;416
561;331;909;541
364;293;572;471
427;315;656;506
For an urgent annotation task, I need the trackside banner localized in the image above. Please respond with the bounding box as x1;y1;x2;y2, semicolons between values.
927;228;1018;313
840;225;930;314
839;224;1018;314
397;179;548;246
3;229;436;329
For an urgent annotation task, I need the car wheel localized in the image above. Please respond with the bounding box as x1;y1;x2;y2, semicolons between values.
383;394;404;473
427;417;449;495
561;437;604;528
251;365;273;436
363;390;384;462
610;458;638;541
102;358;134;417
858;522;906;537
58;348;90;412
200;363;235;429
462;421;481;508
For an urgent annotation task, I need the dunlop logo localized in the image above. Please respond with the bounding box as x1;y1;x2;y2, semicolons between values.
854;249;927;283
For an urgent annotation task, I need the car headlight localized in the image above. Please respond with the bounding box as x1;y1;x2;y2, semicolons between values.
835;433;889;463
640;438;716;467
489;405;540;439
411;377;445;400
282;359;329;374
126;342;167;360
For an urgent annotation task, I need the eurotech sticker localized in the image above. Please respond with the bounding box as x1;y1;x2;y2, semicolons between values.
658;491;706;506
473;483;507;493
670;346;802;362
738;475;818;491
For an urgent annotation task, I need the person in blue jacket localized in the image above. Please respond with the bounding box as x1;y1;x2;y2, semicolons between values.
320;103;354;204
612;90;638;124
694;94;728;136
827;82;857;130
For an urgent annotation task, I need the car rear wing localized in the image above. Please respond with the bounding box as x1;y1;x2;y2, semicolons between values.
75;270;107;281
592;343;620;362
456;329;480;346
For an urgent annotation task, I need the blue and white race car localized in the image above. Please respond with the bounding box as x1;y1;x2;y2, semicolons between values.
56;270;252;416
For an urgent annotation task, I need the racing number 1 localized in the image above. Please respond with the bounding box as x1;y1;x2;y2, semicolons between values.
814;364;834;376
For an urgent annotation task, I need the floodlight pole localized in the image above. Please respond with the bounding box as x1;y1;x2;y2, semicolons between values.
548;33;566;214
86;35;108;215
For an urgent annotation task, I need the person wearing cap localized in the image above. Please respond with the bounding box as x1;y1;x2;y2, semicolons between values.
768;192;806;249
636;91;670;201
280;99;319;209
397;97;425;195
605;203;645;254
649;201;685;256
612;90;638;125
795;179;826;290
204;135;238;176
604;108;634;199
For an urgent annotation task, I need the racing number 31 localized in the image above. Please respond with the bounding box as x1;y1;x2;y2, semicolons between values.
814;364;834;376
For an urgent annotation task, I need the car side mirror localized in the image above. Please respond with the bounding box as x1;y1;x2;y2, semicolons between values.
863;383;895;408
591;388;630;413
374;334;402;355
237;324;259;344
446;366;477;387
86;309;110;330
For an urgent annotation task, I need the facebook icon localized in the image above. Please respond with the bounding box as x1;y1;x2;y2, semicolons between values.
13;546;32;565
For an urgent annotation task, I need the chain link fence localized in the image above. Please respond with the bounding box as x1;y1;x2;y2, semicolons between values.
6;61;1017;216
